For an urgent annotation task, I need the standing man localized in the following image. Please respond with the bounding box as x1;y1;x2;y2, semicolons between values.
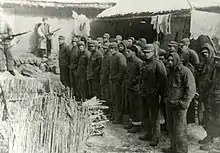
109;42;127;124
37;17;52;58
0;7;15;75
76;41;90;100
197;43;216;144
139;44;167;147
123;49;143;133
87;40;102;99
69;37;79;96
163;52;196;153
100;44;111;115
58;35;70;87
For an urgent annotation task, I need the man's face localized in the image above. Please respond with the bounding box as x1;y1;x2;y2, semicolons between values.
128;39;133;46
179;44;187;52
168;45;176;52
89;46;96;52
43;19;48;24
58;39;64;45
116;37;122;43
167;56;174;68
104;48;109;54
79;45;84;52
201;49;209;59
144;51;154;59
125;49;132;58
118;44;124;51
98;40;103;45
72;41;77;47
110;48;116;54
103;37;108;43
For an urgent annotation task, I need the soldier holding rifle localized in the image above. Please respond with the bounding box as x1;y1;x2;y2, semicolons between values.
0;7;15;76
37;17;59;58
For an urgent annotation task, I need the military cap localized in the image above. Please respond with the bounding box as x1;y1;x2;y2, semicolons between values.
109;42;118;48
116;35;122;39
78;41;85;46
168;41;178;47
88;40;98;47
58;35;65;40
103;33;110;39
142;44;155;52
97;37;103;41
128;37;135;41
72;37;79;42
180;38;190;46
102;45;109;49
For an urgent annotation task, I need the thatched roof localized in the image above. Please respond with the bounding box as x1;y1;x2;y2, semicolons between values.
1;0;118;9
97;0;220;18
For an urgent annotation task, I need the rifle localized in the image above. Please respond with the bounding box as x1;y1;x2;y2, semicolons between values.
40;28;61;40
0;83;9;121
2;31;31;41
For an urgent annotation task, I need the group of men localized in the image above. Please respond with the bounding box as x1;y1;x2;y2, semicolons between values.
58;32;220;153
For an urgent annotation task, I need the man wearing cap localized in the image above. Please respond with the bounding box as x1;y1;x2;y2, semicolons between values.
109;42;127;124
139;44;167;146
58;35;70;87
69;37;79;96
103;33;110;45
76;41;90;100
96;37;105;54
166;41;178;57
100;44;111;114
0;7;15;75
178;38;200;124
178;38;200;75
115;35;122;44
37;17;53;58
87;40;103;99
123;48;143;133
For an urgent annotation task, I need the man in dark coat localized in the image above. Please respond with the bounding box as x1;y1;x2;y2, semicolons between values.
69;37;79;95
139;44;167;147
123;49;143;133
100;44;111;115
197;43;216;144
178;38;200;124
109;42;127;124
76;41;90;100
200;55;220;152
163;52;196;153
58;35;70;87
87;40;102;99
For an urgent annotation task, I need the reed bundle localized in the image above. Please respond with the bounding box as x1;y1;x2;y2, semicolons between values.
0;78;108;153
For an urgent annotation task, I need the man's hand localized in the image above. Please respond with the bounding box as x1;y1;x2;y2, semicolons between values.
9;36;14;40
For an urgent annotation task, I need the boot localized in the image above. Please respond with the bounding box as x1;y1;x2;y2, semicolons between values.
162;147;174;153
9;70;16;76
124;124;133;130
198;136;214;144
139;134;151;141
149;138;159;147
128;126;142;133
112;113;122;124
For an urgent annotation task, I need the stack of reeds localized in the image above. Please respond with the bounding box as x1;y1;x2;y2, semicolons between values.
0;77;108;153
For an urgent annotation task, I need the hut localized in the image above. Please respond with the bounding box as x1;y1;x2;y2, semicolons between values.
92;0;220;50
0;0;117;57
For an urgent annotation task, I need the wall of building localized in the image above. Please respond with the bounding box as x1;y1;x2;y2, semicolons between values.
2;5;103;57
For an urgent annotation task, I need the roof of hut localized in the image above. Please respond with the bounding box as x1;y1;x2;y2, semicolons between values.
1;0;118;9
97;0;220;18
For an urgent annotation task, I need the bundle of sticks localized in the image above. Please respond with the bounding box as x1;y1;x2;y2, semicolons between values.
83;97;109;137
